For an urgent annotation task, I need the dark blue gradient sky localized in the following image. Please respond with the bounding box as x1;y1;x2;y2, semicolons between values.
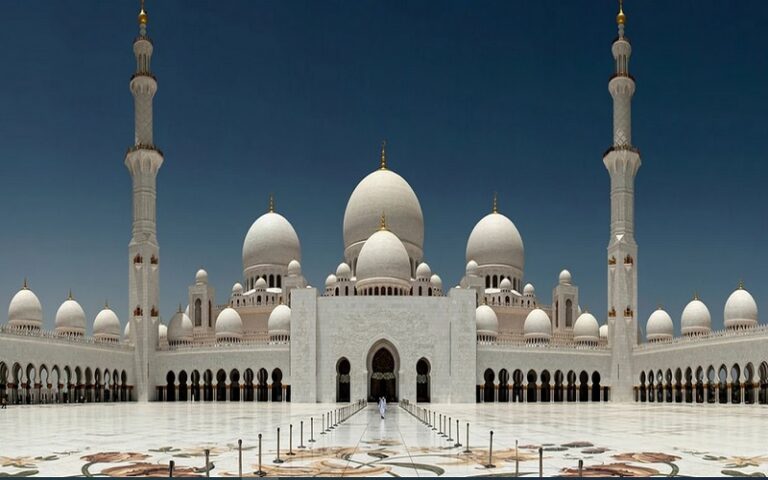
1;1;766;334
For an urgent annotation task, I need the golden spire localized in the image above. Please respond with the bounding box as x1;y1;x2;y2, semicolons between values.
178;303;183;313
105;299;110;309
616;0;626;25
492;192;498;214
22;278;28;289
693;292;699;301
379;212;388;231
268;193;275;213
138;0;148;26
738;279;745;290
379;140;387;170
68;289;73;300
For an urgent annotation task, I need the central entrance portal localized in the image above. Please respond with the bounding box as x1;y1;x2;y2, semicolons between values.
368;345;398;402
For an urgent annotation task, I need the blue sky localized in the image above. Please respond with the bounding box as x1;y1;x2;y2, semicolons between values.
1;1;766;334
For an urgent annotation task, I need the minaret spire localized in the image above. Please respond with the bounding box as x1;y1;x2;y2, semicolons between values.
268;193;275;213
379;140;387;170
604;0;641;403
492;192;498;213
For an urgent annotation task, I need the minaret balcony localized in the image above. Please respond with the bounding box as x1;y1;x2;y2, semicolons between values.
130;71;157;82
603;144;640;158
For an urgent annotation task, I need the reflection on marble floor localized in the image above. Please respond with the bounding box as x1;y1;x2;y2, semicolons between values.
1;402;767;476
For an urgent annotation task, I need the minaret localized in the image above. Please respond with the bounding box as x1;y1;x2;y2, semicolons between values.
126;0;163;402
604;0;640;402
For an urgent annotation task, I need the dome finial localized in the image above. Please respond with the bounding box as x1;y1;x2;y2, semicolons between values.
616;0;626;26
22;277;28;289
268;193;275;213
138;0;148;26
379;211;387;231
693;292;699;301
178;303;183;313
379;140;387;170
68;289;73;300
492;191;498;213
105;299;110;309
738;279;745;290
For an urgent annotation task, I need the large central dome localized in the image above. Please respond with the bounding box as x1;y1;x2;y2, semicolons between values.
243;211;301;272
466;211;524;270
343;150;424;272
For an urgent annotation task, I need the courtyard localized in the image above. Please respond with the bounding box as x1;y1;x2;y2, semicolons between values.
0;401;766;476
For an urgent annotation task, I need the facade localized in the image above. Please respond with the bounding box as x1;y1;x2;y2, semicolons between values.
2;4;768;407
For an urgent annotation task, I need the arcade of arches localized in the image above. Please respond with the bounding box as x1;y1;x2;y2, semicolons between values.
636;362;768;405
477;368;609;403
0;361;132;404
158;368;289;402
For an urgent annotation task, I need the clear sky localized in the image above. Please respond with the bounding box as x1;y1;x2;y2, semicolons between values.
1;1;766;335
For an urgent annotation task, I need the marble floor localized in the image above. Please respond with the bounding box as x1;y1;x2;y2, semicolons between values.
1;401;767;476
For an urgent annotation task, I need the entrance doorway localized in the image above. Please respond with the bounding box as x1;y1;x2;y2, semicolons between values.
368;343;398;402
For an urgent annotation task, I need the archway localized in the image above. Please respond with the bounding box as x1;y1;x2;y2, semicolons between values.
337;358;351;402
178;371;188;401
0;362;7;405
718;365;728;404
512;369;524;402
591;372;601;401
191;370;201;401
166;371;176;402
760;362;768;405
554;370;564;402
416;358;430;403
744;363;755;404
567;371;577;402
257;369;269;402
731;364;741;404
244;369;255;402
684;368;693;403
368;342;399;402
483;369;495;402
498;369;510;403
639;371;647;402
271;369;283;402
216;369;227;402
203;370;213;401
578;371;589;402
695;367;704;403
526;370;537;402
230;369;241;402
541;370;551;402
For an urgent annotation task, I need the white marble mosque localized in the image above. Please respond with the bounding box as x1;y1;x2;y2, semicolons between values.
2;2;768;414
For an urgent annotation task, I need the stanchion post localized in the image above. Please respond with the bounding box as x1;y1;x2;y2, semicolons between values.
204;449;210;478
454;419;462;448
309;417;316;442
169;460;174;478
485;430;495;468
255;434;266;477
299;420;306;448
539;447;543;478
515;439;519;476
463;422;471;454
287;424;295;456
238;439;243;477
578;459;583;478
447;416;453;442
274;427;284;464
321;413;327;435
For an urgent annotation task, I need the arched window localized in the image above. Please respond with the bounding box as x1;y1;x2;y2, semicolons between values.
269;274;274;288
208;301;212;328
492;275;498;288
335;287;339;296
194;299;202;327
565;299;573;327
485;276;490;288
345;286;349;296
277;275;282;288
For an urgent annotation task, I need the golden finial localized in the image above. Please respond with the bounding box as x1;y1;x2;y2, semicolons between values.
492;192;498;214
138;0;148;26
657;304;663;310
738;279;745;290
616;0;626;25
105;299;110;309
379;140;387;170
178;303;183;313
693;292;699;301
268;193;275;213
22;278;28;289
379;212;387;231
68;289;73;300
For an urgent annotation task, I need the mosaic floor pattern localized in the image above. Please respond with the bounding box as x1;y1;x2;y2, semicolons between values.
0;401;767;476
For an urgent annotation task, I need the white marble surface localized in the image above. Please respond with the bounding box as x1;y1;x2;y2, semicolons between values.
1;402;767;476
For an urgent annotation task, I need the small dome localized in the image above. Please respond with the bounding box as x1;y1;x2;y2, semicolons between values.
232;283;244;295
158;323;168;340
599;324;608;339
646;308;674;342
243;211;301;272
325;274;338;288
523;283;535;296
573;312;599;343
499;278;512;291
356;228;411;286
93;307;121;342
416;262;432;279
558;269;572;285
215;307;243;341
268;304;291;337
7;285;43;329
168;310;193;344
336;262;351;278
465;260;479;276
430;274;442;289
524;308;552;342
55;296;86;336
195;269;208;285
255;277;267;290
466;212;524;271
724;284;758;329
287;259;302;276
681;297;712;336
475;305;499;336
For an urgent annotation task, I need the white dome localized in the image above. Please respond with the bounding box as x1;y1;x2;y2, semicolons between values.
430;274;442;289
681;297;712;336
475;305;499;336
336;262;351;278
268;304;291;336
646;308;674;342
499;278;512;291
255;277;267;290
356;228;411;285
55;297;86;335
524;308;552;341
232;283;244;295
158;323;168;340
573;312;600;343
7;286;43;329
93;307;121;341
343;168;424;262
287;259;302;276
466;212;524;270
195;269;208;284
168;310;193;344
325;274;338;288
599;324;608;339
243;211;301;272
465;260;479;276
724;285;758;329
523;283;535;296
416;262;432;279
215;307;243;341
558;269;572;285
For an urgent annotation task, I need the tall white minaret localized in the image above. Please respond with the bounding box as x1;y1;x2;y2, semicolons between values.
126;0;163;402
604;0;640;402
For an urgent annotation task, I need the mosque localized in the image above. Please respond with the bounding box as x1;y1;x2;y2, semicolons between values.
1;3;767;407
